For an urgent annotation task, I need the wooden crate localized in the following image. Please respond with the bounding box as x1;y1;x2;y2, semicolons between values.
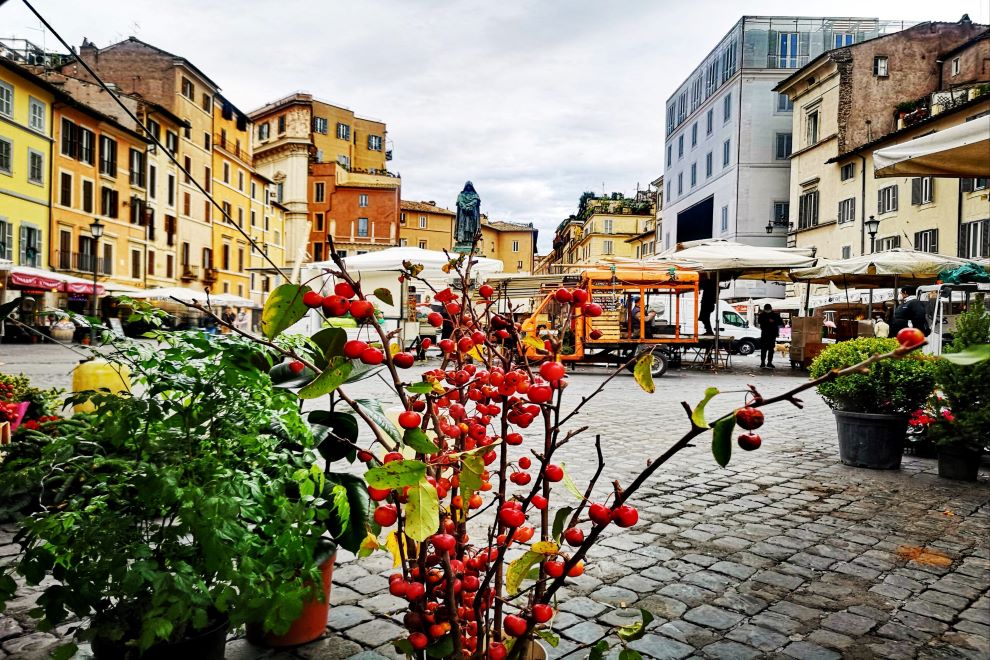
588;311;622;341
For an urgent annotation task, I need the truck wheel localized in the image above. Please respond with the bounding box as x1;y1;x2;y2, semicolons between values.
626;350;668;378
735;339;757;356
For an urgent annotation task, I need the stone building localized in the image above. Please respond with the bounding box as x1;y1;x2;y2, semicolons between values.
398;201;456;252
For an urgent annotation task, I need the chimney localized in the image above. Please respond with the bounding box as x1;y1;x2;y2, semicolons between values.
427;201;435;206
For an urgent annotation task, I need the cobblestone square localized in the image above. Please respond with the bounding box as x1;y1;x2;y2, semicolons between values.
1;345;988;659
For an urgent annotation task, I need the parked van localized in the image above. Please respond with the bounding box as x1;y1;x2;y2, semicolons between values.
656;294;763;356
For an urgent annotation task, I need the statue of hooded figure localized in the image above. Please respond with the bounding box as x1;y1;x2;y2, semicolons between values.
454;181;482;245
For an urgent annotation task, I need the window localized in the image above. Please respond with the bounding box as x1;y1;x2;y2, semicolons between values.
129;148;145;187
706;108;713;135
258;123;270;140
840;163;855;181
722;139;731;167
512;240;520;252
399;212;406;225
149;165;157;198
357;217;369;237
101;243;112;275
60;172;72;206
720;205;729;233
237;207;244;227
312;116;328;134
678;135;684;159
841;245;852;259
181;77;194;99
99;136;117;176
834;33;854;48
183;156;192;183
773;201;789;226
877;235;901;251
130;250;141;279
61;118;77;157
0;81;11;117
313;243;324;262
418;240;427;250
603;219;613;234
250;210;256;227
203;247;213;269
806;109;820;145
19;224;42;266
914;229;938;253
338;155;350;168
100;186;118;217
82;180;94;213
315;212;324;231
147;249;155;276
28;150;44;184
705;152;713;177
0;219;11;260
960;219;989;258
777;32;800;68
276;182;284;203
314;182;325;202
167;174;175;206
336;123;350;140
690;163;697;187
221;201;232;221
666;180;671;202
911;177;934;205
205;200;211;222
419;216;427;229
517;261;524;270
776;93;793;112
221;162;230;184
666;145;672;167
57;230;71;269
965;178;989;191
238;171;244;191
80;128;94;164
204;166;212;192
838;198;856;224
221;244;230;270
277;116;286;134
677;172;683;195
28;97;45;132
798;190;819;229
201;93;212;113
368;135;383;151
602;240;614;255
359;193;368;207
0;137;12;174
877;185;898;214
723;93;731;122
183;123;191;140
183;192;191;215
874;56;888;77
204;132;210;150
691;123;698;147
165;254;174;278
951;58;960;76
774;133;792;160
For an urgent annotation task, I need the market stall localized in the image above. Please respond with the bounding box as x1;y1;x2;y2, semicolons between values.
874;115;990;178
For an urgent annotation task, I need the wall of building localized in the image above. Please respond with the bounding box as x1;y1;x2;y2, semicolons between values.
210;99;253;298
398;205;455;251
308;162;398;258
310;101;387;171
940;37;990;86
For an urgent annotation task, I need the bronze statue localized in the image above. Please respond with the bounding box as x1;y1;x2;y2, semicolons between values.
454;181;481;246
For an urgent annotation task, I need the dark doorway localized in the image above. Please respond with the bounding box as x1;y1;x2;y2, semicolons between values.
677;196;714;242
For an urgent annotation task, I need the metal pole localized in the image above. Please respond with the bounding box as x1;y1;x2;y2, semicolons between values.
91;243;98;345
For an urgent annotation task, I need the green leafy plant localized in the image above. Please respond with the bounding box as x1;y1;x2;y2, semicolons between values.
810;337;936;414
0;332;336;656
929;308;990;453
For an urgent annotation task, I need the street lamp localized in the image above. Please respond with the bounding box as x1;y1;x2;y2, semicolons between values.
89;218;104;344
765;220;775;235
865;215;880;253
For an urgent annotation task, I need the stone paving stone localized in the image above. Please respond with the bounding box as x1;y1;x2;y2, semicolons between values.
641;565;680;583
782;640;841;660
749;611;802;635
955;619;990;638
712;592;767;616
561;620;607;644
876;620;932;642
868;639;920;659
681;554;718;567
807;628;854;650
724;624;788;651
919;588;970;610
0;617;22;642
559;596;607;618
752;570;804;590
821;610;877;636
870;583;912;600
707;561;756;580
359;594;407;615
699;640;761;659
591;585;639;606
893;610;950;635
636;595;688;619
683;570;734;594
655;620;717;647
627;634;693;659
831;561;881;581
657;584;716;607
903;598;959;622
614;575;661;594
327;605;374;630
293;635;364;659
342;620;405;648
682;604;743;630
0;632;59;655
330;586;363;606
747;542;793;561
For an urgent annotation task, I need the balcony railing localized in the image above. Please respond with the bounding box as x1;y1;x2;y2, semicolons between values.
180;265;200;281
215;134;247;160
54;250;111;276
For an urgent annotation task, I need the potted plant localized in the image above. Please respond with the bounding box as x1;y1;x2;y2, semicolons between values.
0;331;331;660
810;336;936;469
929;308;989;481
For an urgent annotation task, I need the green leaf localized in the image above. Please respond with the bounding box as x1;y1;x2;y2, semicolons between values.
536;628;560;648
559;463;584;501
355;398;403;445
406;381;438;394
459;453;485;514
711;415;734;468
617;608;654;642
0;297;22;323
298;356;353;399
506;550;543;596
269;361;316;388
691;386;720;428
942;344;990;365
404;478;439;542
393;638;415;655
261;283;312;339
311;327;348;365
589;639;610;660
619;650;644;660
365;459;428;489
324;473;372;554
403;427;440;455
51;644;79;660
373;287;394;307
310;410;360;462
552;507;574;543
633;352;656;393
426;634;454;658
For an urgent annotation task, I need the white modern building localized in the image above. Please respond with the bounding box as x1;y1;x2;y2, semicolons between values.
661;16;911;298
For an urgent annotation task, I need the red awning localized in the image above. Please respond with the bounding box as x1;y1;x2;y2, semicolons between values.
9;269;61;289
7;267;106;295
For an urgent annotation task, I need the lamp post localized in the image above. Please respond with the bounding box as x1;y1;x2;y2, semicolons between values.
765;220;774;235
89;218;104;344
865;215;880;253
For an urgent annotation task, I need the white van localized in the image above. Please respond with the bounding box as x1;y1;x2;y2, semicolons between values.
643;293;764;355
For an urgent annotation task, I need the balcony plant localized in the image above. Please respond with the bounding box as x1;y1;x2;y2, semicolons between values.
810;336;936;469
927;307;990;481
0;331;334;660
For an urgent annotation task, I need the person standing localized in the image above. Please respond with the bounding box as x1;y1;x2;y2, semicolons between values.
220;307;236;334
234;308;250;334
699;277;716;335
757;304;783;369
873;315;890;338
889;286;929;336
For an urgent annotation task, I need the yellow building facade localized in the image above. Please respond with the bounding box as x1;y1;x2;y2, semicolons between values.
479;218;538;274
0;58;53;273
309;100;388;172
248;172;287;306
399;201;455;251
210;95;253;299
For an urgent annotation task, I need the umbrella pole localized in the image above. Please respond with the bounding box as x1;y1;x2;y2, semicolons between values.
803;281;811;317
713;270;720;373
868;289;874;325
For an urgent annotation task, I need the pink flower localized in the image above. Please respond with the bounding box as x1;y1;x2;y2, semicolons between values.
941;410;955;422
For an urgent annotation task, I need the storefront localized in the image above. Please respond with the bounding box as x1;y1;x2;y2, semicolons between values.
0;266;105;342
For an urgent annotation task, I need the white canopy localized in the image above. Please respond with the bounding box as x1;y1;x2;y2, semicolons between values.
646;240;817;280
127;287;256;308
310;247;503;278
790;248;976;287
874;115;990;178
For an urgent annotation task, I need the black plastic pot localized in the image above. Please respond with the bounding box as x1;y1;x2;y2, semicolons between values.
91;616;228;660
937;447;981;481
833;410;907;470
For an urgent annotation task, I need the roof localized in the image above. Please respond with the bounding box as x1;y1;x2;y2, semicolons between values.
400;200;455;216
939;28;990;59
826;92;990;163
248;92;385;125
484;219;537;233
95;37;221;90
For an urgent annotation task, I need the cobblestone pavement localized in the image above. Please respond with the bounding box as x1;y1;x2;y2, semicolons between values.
1;343;989;659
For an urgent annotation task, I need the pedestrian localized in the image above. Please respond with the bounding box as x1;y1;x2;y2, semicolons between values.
873;315;890;338
890;286;930;337
757;303;783;369
699;277;716;335
234;308;250;334
220;306;236;333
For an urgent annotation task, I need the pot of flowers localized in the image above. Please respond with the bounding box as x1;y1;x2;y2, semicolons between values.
0;330;331;660
929;308;990;481
810;334;936;470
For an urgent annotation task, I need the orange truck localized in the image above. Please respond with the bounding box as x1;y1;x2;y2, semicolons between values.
520;266;701;377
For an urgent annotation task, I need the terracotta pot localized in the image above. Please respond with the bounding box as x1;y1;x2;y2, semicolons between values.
247;553;335;647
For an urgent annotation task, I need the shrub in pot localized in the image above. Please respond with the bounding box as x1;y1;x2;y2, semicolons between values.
0;332;332;660
810;337;936;469
928;308;990;481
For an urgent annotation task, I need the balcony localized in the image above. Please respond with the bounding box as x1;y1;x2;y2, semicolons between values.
214;134;248;161
180;265;200;281
54;250;112;276
203;267;219;283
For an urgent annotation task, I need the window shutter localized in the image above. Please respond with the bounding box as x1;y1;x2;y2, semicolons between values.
931;229;938;254
877;189;883;213
19;226;27;265
911;178;921;205
928;177;935;204
961;178;974;192
892;186;898;211
983;220;990;258
849;197;855;221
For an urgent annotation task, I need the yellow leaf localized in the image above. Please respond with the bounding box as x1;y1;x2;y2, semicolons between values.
523;335;545;350
531;541;560;555
358;533;379;558
505;551;542;596
633;352;655;394
384;531;417;568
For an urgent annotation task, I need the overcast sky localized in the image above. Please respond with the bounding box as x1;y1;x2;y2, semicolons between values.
2;0;985;250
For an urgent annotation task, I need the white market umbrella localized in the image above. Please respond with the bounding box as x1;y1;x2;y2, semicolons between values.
646;240;817;281
874;115;990;178
127;286;210;303
789;248;976;287
310;247;504;279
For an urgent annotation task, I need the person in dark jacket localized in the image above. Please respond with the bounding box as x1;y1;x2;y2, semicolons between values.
890;286;929;336
757;304;783;369
699;277;716;335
